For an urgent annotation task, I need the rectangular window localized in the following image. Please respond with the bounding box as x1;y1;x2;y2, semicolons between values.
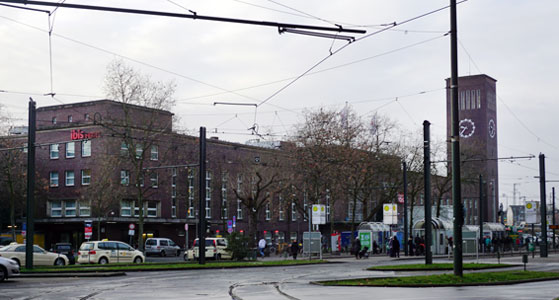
460;91;465;110
52;117;57;124
188;169;195;218
65;170;75;186
221;172;228;219
81;169;91;185
66;142;75;158
205;171;211;218
135;144;143;159
84;113;89;121
466;90;471;110
50;144;59;159
121;170;130;186
68;115;72;123
292;202;297;221
147;202;157;217
150;145;158;161
303;191;308;220
121;200;132;217
120;142;129;157
278;195;285;221
237;175;243;220
477;89;481;109
65;200;76;217
150;172;158;188
172;168;177;218
81;140;91;157
326;190;330;222
50;171;59;187
79;200;90;217
51;200;62;217
265;203;271;221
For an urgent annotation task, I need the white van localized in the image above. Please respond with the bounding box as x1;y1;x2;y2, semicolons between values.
145;238;181;257
77;240;144;264
191;238;231;260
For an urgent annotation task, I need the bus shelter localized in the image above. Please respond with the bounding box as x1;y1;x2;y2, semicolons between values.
357;222;391;253
412;218;453;255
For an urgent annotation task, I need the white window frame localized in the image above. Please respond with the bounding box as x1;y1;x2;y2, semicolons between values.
237;175;243;220
65;170;75;186
171;168;177;218
150;172;158;188
221;172;228;219
121;170;130;186
135;144;143;159
66;142;75;158
187;169;195;218
120;142;129;156
121;200;132;217
79;200;90;217
52;116;57;124
205;171;211;218
278;195;285;221
50;144;59;159
65;200;76;217
81;140;91;157
150;145;158;161
81;169;91;185
291;202;297;221
50;171;59;187
265;203;271;221
51;200;62;217
68;115;73;123
147;202;158;218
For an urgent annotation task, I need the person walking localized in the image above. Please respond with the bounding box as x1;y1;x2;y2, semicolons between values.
291;240;300;260
392;236;400;258
352;238;361;259
258;238;266;258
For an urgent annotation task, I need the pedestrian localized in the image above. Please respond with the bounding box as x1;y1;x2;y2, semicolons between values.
392;236;400;258
373;240;379;254
291;240;299;260
352;238;361;259
258;237;266;258
407;236;414;256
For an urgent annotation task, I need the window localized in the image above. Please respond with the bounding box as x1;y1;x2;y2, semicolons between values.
66;142;75;158
135;144;143;159
460;91;465;110
52;117;57;124
187;169;195;218
65;170;75;186
292;202;297;221
120;142;129;157
278;195;285;221
121;170;130;186
65;200;76;217
150;145;158;161
81;169;91;185
23;143;28;153
326;190;331;222
150;172;158;188
84;113;89;121
172;168;177;218
50;144;59;159
205;171;211;218
477;89;481;109
82;140;91;157
221;172;228;219
303;191;308;220
50;171;59;187
68;115;72;123
147;202;157;217
79;200;90;216
51;200;62;217
237;175;243;220
466;90;471;110
265;203;271;221
121;200;132;217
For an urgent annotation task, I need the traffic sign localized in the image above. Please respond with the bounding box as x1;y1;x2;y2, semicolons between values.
84;220;93;240
129;223;135;230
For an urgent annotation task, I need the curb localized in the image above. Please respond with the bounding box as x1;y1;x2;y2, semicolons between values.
311;276;559;287
19;272;126;278
367;264;521;272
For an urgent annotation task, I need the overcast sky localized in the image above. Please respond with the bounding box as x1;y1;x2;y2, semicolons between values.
1;0;558;209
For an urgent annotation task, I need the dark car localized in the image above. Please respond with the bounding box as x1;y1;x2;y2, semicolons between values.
53;243;75;265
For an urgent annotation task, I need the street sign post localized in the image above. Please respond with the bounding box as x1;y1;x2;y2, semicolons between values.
84;220;93;240
312;204;326;225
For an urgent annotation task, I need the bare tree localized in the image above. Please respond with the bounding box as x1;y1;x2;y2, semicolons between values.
101;59;176;250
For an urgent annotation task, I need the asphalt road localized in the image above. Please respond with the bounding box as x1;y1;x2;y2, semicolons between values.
2;254;559;300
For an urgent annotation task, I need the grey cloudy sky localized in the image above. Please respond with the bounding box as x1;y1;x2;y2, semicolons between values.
1;0;558;209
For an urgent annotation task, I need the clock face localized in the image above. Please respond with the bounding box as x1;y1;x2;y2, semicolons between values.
488;119;496;138
459;118;475;138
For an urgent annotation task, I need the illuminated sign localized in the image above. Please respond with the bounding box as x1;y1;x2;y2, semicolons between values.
71;129;101;140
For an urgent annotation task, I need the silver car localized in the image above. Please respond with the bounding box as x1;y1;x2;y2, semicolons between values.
0;257;20;281
145;238;181;257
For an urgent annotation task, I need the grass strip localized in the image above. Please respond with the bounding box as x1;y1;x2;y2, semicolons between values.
368;263;513;271
318;271;559;287
23;259;326;273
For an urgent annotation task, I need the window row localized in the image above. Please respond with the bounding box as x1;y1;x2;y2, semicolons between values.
120;143;159;160
49;141;91;159
460;89;481;111
51;114;89;125
120;200;159;218
49;170;91;187
48;200;90;217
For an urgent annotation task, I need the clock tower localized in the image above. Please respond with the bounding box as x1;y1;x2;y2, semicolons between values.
446;74;499;224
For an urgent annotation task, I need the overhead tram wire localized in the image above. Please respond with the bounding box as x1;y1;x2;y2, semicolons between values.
257;1;468;108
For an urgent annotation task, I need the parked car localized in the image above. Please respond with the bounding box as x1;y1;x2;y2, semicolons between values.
77;240;144;264
52;243;76;265
0;257;20;282
192;238;232;260
145;238;181;257
0;243;68;267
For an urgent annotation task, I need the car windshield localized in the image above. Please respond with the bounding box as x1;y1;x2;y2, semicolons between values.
80;243;94;250
57;245;71;250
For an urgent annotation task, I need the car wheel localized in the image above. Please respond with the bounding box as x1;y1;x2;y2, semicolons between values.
183;253;188;261
161;250;166;257
99;257;109;265
176;250;181;257
0;267;6;282
133;257;143;263
54;258;65;266
12;259;20;268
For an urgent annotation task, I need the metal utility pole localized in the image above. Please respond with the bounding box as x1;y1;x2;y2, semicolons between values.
479;175;484;253
553;187;556;250
403;161;408;256
450;0;463;276
423;121;432;264
198;127;207;264
539;153;548;257
25;98;36;269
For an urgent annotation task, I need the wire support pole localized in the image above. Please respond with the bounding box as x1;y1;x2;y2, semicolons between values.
0;0;366;34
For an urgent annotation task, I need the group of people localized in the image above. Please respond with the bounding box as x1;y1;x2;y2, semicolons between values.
351;236;401;259
258;238;301;260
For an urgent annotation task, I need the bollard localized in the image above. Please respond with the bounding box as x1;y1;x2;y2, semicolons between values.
522;254;528;271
